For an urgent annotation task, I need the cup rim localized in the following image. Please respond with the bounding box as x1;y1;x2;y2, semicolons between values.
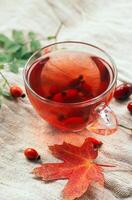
23;41;117;106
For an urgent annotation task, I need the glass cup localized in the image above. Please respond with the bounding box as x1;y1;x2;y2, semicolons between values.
23;41;118;135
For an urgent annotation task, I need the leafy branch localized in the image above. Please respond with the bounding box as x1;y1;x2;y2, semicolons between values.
0;30;41;73
0;23;63;108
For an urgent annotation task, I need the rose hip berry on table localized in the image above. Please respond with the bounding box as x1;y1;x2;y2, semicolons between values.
24;148;40;160
127;102;132;113
114;83;132;100
23;138;102;162
10;85;25;98
114;83;132;113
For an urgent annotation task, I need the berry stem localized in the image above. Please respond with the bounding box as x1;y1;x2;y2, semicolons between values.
0;71;10;87
54;22;63;40
119;124;132;131
96;164;116;167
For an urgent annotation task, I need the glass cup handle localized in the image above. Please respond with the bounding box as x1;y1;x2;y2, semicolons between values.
87;106;118;135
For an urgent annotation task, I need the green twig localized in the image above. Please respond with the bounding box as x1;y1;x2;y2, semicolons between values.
0;71;10;87
54;22;63;40
119;124;132;131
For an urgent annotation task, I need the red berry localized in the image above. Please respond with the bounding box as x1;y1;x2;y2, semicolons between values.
10;85;24;98
64;116;84;128
127;102;132;113
49;85;59;95
52;92;64;103
64;89;79;102
88;137;103;148
114;83;132;100
66;89;78;98
24;148;39;160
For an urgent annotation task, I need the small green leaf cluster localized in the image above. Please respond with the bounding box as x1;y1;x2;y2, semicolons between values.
0;30;41;73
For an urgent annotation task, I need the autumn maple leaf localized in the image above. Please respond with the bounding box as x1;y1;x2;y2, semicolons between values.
33;138;109;200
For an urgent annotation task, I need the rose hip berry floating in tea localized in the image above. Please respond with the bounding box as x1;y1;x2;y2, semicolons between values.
10;85;25;98
63;89;79;103
127;102;132;113
52;92;65;103
65;89;78;99
63;116;84;129
52;89;81;103
114;83;132;100
49;85;59;95
24;148;40;160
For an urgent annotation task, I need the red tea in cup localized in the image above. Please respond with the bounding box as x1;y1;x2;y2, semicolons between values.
24;42;117;133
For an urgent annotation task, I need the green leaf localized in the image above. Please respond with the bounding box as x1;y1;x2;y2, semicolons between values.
13;45;31;60
0;64;4;69
20;46;33;59
13;48;23;59
0;30;41;73
14;59;27;68
28;32;37;40
22;52;33;59
4;41;15;49
12;30;24;44
0;33;13;48
18;59;27;68
9;62;19;73
8;43;21;54
0;34;9;45
20;45;28;56
47;35;56;40
0;53;12;63
28;32;41;52
0;98;2;108
30;40;41;52
2;91;13;100
0;87;2;95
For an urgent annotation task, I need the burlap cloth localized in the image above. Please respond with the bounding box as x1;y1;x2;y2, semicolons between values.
0;1;132;199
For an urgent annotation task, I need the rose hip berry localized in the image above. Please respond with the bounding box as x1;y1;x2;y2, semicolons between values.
52;92;64;103
64;116;84;128
114;83;132;100
88;137;103;148
24;148;40;160
49;85;59;95
65;89;78;100
10;85;25;98
127;102;132;113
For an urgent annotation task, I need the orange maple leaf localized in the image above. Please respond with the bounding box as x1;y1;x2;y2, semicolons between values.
33;138;111;200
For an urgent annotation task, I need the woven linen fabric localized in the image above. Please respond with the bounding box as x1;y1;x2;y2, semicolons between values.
0;0;132;200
